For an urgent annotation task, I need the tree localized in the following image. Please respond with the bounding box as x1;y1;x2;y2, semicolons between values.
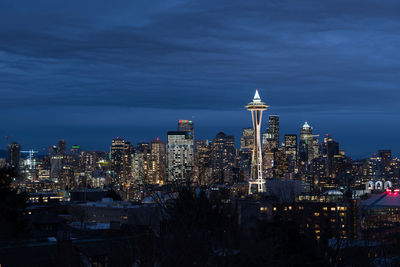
105;188;122;201
0;167;29;239
157;188;330;267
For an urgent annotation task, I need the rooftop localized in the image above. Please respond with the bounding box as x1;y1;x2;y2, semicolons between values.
362;189;400;209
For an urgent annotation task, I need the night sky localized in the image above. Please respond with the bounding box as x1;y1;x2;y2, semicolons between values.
1;0;400;159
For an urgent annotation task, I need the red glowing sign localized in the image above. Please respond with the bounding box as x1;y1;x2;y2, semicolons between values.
386;188;400;195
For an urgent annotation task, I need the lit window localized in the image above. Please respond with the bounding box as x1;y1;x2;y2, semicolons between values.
260;207;268;212
314;212;320;217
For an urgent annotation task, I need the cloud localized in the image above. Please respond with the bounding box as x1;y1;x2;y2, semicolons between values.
1;0;400;156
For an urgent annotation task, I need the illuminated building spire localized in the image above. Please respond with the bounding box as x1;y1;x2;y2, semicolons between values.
253;89;261;101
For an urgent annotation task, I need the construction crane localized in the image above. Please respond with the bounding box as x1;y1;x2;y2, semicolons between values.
5;134;10;148
21;149;39;169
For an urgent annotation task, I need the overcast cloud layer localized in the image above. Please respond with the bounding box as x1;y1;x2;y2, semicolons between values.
1;0;400;158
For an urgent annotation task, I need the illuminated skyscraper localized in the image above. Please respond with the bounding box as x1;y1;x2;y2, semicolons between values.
379;150;392;179
151;138;166;184
7;142;21;169
299;122;319;171
263;115;279;150
134;142;152;184
50;153;63;181
262;151;274;178
239;128;254;181
178;120;194;139
110;137;133;186
70;145;81;158
322;135;339;177
195;140;212;186
299;122;312;165
58;140;67;156
210;132;236;183
240;128;254;149
167;131;194;184
49;145;58;157
273;148;288;179
69;145;81;172
246;90;268;194
284;134;297;174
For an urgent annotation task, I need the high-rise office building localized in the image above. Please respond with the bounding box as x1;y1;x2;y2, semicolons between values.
110;137;133;186
49;145;58;157
273;148;288;179
58;140;67;156
238;149;251;181
70;145;81;158
284;134;297;174
378;150;392;179
322;135;339;177
7;142;21;169
263;115;279;151
311;137;320;160
178;120;194;138
69;145;81;172
310;157;327;189
262;151;274;179
299;122;319;170
134;142;152;184
210;132;236;183
167;131;194;184
132;149;145;184
50;154;64;181
366;154;383;180
195;140;212;185
240;128;254;150
151;138;166;184
239;128;254;182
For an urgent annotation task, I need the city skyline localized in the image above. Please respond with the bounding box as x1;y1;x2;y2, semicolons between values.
1;107;396;160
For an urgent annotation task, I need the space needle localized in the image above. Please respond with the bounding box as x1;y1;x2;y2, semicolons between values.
246;89;269;194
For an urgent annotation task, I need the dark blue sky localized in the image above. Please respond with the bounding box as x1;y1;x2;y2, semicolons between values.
1;0;400;159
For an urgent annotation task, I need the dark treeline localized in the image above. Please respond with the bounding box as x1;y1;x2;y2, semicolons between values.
0;167;328;266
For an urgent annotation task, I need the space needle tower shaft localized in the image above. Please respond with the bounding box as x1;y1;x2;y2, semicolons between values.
246;90;269;194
